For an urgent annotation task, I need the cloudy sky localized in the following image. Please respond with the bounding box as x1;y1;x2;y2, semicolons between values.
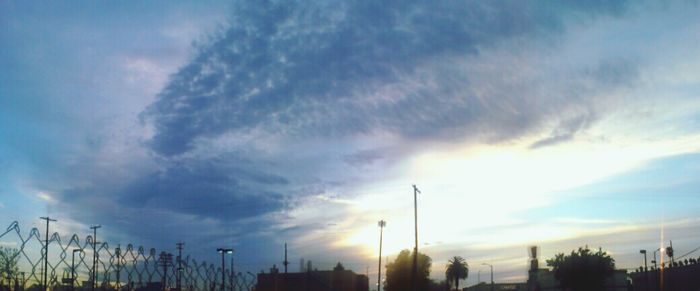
1;0;700;286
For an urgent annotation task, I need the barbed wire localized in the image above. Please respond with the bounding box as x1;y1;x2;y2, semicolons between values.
0;221;255;291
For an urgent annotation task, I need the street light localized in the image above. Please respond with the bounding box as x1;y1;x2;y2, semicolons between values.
377;220;386;291
217;248;233;291
653;247;666;268
640;249;649;289
482;263;494;291
72;249;84;291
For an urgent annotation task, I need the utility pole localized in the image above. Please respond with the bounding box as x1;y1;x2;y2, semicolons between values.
411;185;420;291
39;217;57;291
159;252;173;291
176;242;185;291
283;243;289;274
90;225;101;291
377;220;386;291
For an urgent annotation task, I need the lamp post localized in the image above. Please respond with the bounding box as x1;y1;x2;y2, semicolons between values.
217;249;233;291
653;247;665;269
482;263;493;291
72;249;83;291
377;220;386;291
640;250;649;289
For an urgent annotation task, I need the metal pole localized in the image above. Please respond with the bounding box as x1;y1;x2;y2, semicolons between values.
482;263;493;291
645;251;649;290
653;247;661;291
411;185;420;291
90;225;101;291
640;250;648;291
72;249;82;291
378;220;386;291
217;249;232;291
39;217;56;291
177;242;184;291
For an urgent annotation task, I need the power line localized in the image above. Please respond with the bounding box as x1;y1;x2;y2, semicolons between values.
676;245;700;260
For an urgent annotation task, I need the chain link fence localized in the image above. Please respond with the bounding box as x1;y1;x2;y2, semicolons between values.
0;222;256;291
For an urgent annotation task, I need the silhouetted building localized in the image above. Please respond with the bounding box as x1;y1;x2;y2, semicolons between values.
134;282;163;291
256;269;368;291
630;260;700;291
525;268;628;291
463;282;525;291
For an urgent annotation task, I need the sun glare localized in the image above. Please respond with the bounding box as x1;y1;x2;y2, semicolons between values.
339;133;700;258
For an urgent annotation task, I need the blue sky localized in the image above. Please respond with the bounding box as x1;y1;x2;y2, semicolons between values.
1;0;700;286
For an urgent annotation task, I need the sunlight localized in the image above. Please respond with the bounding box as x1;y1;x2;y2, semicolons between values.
339;132;700;259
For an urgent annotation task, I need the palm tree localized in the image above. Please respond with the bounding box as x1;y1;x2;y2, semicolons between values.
445;256;468;291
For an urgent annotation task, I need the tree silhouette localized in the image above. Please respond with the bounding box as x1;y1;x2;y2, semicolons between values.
445;256;468;290
384;249;432;291
333;262;345;271
428;280;450;291
0;247;19;283
546;246;615;291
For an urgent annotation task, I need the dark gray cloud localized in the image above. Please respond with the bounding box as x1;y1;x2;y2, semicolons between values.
143;0;633;156
118;157;287;220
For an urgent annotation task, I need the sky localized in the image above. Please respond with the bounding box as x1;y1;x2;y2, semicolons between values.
1;0;700;287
